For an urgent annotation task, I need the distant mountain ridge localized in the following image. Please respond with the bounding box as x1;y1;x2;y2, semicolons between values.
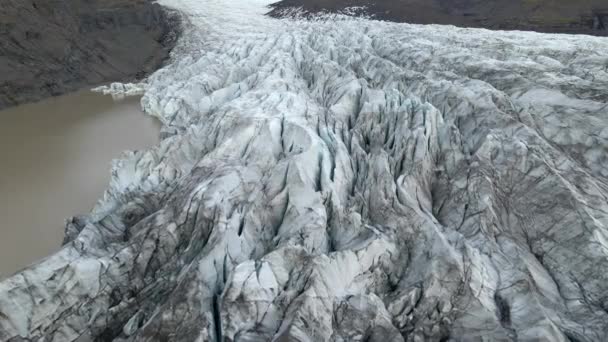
269;0;608;36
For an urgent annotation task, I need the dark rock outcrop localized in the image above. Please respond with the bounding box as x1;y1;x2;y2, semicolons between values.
269;0;608;36
0;0;180;110
593;12;607;30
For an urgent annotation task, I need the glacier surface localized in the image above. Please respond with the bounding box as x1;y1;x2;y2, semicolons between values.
2;0;608;341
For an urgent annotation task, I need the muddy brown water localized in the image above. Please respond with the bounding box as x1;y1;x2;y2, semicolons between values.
0;90;160;279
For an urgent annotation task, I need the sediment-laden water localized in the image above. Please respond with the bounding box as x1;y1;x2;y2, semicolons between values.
0;91;159;278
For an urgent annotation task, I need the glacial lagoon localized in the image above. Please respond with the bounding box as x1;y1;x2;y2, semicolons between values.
0;90;159;278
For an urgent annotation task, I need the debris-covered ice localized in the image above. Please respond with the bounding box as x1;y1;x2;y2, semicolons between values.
2;0;608;340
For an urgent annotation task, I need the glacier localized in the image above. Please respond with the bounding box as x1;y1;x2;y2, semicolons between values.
2;0;608;341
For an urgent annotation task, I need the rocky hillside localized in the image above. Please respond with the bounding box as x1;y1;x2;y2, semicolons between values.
0;0;180;110
269;0;608;36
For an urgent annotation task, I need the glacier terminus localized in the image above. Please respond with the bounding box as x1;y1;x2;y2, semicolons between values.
1;0;608;341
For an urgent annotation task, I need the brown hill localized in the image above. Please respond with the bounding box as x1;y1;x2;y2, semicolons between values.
269;0;608;36
0;0;180;109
